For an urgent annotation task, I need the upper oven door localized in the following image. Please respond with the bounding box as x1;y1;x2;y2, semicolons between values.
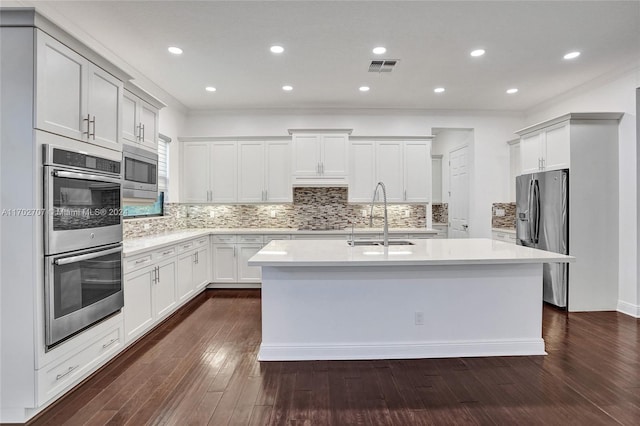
45;167;122;255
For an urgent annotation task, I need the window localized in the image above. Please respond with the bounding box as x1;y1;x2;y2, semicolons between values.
123;134;170;218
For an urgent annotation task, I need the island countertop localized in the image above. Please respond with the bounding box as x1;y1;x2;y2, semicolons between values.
249;238;575;267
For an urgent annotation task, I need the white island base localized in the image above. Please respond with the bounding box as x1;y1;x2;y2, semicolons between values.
251;239;574;361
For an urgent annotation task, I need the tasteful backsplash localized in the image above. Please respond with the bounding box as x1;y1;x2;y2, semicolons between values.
492;202;516;229
432;203;448;224
124;188;433;238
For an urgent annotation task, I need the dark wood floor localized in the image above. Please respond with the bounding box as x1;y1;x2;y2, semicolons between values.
27;289;639;426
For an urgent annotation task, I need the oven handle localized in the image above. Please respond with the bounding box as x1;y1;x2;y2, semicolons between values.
54;247;122;266
53;170;122;185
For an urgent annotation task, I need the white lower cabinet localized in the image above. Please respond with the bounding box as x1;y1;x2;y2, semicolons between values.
212;244;237;282
492;230;516;244
36;319;123;406
238;244;263;282
211;234;274;284
123;236;209;345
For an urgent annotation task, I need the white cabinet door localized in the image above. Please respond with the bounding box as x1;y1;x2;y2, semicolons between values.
35;31;87;142
154;260;177;320
292;135;321;176
122;91;138;144
265;141;292;202
520;133;542;174
321;134;348;176
123;268;154;343
139;100;158;150
431;156;443;203
193;246;210;290
404;141;431;203
237;244;262;282
238;141;265;202
211;141;238;203
182;142;211;203
349;141;376;202
375;141;404;202
212;245;237;282
543;122;570;171
87;64;122;150
177;251;195;303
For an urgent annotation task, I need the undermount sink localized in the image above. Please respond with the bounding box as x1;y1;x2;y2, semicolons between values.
348;240;415;246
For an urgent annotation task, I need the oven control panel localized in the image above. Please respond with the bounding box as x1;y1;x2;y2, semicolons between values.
51;148;121;175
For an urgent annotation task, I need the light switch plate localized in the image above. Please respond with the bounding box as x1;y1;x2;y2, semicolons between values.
270;210;277;218
495;208;505;217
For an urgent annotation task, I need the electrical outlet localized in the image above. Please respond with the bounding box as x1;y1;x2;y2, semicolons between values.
414;311;424;325
361;209;367;218
209;211;215;218
143;223;150;230
495;208;505;217
270;210;276;218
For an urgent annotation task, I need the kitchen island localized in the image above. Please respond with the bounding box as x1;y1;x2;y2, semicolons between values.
249;238;574;361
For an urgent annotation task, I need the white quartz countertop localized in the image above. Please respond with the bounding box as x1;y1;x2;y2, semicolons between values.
248;238;575;267
123;227;438;257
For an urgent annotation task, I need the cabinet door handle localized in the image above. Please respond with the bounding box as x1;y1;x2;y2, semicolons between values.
404;189;407;201
233;246;236;257
102;338;119;349
83;114;91;137
141;124;145;141
162;250;173;256
56;365;79;381
321;162;324;175
265;189;268;200
135;258;148;265
156;266;160;282
90;116;96;140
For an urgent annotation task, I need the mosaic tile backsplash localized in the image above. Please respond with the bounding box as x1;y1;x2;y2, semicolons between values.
124;188;435;237
492;202;516;229
432;203;448;224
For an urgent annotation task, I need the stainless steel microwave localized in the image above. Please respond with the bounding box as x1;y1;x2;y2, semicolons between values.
122;144;158;200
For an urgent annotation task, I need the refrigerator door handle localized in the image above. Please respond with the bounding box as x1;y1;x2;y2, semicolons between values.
532;179;541;243
528;179;535;242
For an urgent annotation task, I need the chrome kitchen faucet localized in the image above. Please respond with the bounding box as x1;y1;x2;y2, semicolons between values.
369;182;389;247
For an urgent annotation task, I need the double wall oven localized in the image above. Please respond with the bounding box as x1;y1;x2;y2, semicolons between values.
43;144;124;349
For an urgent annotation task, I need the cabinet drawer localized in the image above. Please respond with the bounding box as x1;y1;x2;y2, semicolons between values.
194;236;209;247
177;240;196;253
125;253;153;273
37;325;123;405
154;246;176;262
408;233;433;239
212;234;237;244
238;235;264;244
263;234;292;243
492;231;516;244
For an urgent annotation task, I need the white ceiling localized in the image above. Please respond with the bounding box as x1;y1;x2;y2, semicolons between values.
13;1;640;112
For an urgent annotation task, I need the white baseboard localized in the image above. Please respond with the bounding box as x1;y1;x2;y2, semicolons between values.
258;339;547;361
617;300;640;318
207;283;261;289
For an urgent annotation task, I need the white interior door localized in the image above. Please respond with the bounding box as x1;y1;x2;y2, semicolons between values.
449;146;469;238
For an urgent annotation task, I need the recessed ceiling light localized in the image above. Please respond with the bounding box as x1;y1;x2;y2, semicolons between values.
506;88;518;94
470;49;485;57
282;85;293;91
372;46;386;55
359;86;370;92
167;46;183;55
205;86;216;92
270;45;284;54
434;87;445;93
564;51;581;60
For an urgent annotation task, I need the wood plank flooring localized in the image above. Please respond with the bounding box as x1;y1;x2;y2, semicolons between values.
26;290;640;426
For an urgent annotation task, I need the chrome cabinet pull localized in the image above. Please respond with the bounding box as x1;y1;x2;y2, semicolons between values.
56;365;79;381
156;266;160;283
162;250;173;256
135;258;148;265
83;114;90;136
102;338;118;349
404;190;407;201
264;190;268;200
90;116;96;140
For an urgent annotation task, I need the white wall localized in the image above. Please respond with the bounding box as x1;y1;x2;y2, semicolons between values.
432;129;475;206
181;109;524;237
525;66;640;316
158;106;186;202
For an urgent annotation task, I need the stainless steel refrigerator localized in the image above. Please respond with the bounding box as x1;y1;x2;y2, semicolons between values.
516;169;569;308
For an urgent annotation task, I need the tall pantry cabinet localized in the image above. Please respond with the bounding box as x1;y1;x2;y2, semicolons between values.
515;112;624;312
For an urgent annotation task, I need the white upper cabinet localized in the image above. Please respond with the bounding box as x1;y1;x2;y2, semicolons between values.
210;141;238;203
376;141;404;202
348;141;376;203
181;142;211;203
238;140;292;203
348;139;432;203
291;131;349;185
519;121;570;174
404;141;432;203
122;82;164;152
35;30;123;151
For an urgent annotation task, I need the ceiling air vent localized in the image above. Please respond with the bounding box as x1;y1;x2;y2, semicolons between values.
368;60;398;73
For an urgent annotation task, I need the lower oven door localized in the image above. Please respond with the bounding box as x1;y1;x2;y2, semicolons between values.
45;167;122;255
45;243;124;349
